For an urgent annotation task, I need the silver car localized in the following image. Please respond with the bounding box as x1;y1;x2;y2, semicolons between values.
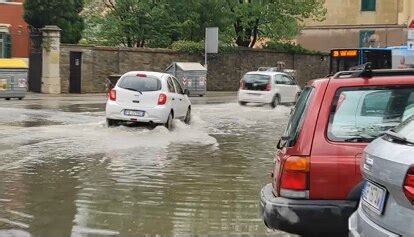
349;117;414;237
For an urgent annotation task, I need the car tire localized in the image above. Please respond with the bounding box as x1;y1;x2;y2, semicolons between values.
18;97;23;101
199;95;204;97
164;113;173;130
184;107;191;124
239;101;247;106
5;98;10;101
271;95;280;108
106;118;119;127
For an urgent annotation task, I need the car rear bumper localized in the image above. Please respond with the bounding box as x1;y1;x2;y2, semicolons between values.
238;90;273;103
348;205;399;237
105;101;170;124
260;183;357;236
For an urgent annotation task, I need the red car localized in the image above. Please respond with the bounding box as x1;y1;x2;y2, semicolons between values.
260;67;414;236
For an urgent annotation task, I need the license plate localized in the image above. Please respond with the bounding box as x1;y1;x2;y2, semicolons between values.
248;93;261;96
361;181;387;215
124;110;144;117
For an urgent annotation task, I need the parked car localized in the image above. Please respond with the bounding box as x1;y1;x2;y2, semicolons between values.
349;117;414;237
105;71;191;129
260;67;414;236
237;71;301;108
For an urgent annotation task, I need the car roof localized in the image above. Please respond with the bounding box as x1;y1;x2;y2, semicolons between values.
245;71;287;76
122;71;170;79
307;69;414;87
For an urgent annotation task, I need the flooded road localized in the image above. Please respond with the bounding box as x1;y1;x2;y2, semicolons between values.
0;94;293;237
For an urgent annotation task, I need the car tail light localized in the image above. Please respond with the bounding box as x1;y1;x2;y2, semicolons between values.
279;156;310;199
266;83;271;91
239;80;245;89
158;93;167;105
109;89;116;101
403;166;414;204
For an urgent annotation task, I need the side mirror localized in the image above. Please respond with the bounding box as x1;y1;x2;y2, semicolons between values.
276;136;289;149
184;89;190;95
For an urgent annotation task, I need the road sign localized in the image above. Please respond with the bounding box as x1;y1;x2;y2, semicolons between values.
205;27;219;53
204;27;219;70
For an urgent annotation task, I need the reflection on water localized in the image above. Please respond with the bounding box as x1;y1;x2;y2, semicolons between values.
0;102;292;236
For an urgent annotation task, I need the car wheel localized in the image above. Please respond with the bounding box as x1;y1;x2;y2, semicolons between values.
239;101;247;106
106;118;119;127
184;107;191;124
271;95;280;108
5;98;10;101
18;98;23;101
199;95;204;97
164;113;173;130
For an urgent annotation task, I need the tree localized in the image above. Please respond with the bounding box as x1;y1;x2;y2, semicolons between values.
24;0;85;44
224;0;326;47
84;0;175;47
83;0;326;48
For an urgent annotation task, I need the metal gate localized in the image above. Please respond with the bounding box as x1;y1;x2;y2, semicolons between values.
69;52;82;93
28;27;43;93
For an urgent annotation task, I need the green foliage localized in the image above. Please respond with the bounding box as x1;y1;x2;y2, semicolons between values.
83;0;326;48
170;40;238;54
263;41;323;54
83;0;176;47
224;0;326;47
24;0;84;44
170;41;204;54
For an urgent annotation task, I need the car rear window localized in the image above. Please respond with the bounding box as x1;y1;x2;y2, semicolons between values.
242;74;270;91
119;76;161;92
328;86;414;142
283;86;314;147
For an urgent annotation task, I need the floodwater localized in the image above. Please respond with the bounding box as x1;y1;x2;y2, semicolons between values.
0;95;293;237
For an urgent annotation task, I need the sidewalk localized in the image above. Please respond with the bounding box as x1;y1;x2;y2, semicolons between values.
19;91;238;104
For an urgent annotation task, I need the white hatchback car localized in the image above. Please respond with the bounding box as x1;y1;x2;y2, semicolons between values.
237;71;302;108
105;71;191;129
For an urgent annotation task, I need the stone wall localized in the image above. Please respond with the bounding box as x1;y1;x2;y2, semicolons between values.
60;44;329;93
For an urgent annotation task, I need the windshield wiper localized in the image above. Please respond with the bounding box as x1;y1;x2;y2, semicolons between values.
123;87;143;94
344;134;375;142
384;130;412;144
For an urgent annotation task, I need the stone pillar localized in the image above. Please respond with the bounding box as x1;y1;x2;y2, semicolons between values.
41;25;61;94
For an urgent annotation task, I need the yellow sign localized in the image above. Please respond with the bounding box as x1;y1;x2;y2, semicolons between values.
332;50;358;58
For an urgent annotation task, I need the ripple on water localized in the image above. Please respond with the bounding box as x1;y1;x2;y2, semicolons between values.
0;103;291;236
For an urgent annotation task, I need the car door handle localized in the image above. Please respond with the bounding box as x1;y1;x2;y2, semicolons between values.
172;98;175;101
179;98;182;101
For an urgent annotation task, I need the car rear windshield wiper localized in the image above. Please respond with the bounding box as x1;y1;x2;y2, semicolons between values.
123;87;143;94
384;130;413;144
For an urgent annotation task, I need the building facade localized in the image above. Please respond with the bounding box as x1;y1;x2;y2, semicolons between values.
0;0;29;58
297;0;414;52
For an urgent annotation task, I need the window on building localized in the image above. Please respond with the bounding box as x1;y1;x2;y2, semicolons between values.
361;0;376;11
359;30;375;47
0;34;11;58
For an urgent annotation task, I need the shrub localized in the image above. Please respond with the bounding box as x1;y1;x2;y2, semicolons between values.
263;41;324;55
170;40;204;53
